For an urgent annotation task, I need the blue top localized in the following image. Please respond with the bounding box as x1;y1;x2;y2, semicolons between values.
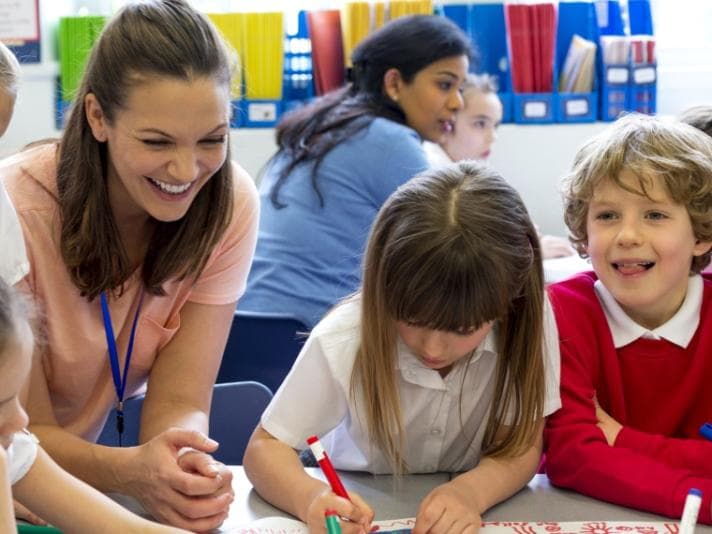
240;117;429;328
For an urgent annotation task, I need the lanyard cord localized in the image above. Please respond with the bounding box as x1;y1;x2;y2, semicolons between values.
100;290;144;447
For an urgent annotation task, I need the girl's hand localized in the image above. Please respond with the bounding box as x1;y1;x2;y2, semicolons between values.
594;399;622;446
14;500;47;526
1;449;18;533
123;427;233;531
305;487;373;534
413;479;481;534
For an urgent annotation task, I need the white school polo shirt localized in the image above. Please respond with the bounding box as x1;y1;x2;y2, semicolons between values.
0;181;28;284
261;297;561;474
594;274;702;349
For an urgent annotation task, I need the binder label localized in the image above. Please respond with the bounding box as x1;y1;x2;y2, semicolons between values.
248;103;278;122
634;67;656;84
565;99;589;117
524;101;548;119
607;67;629;84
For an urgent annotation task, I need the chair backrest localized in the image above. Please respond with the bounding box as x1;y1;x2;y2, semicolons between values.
209;380;273;465
96;394;145;447
216;310;308;393
96;381;272;465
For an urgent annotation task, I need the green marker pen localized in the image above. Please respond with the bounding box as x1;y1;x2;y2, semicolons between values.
17;525;63;534
325;509;342;534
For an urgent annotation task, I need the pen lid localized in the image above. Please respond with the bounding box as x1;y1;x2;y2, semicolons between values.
688;488;703;498
325;509;343;534
699;423;712;439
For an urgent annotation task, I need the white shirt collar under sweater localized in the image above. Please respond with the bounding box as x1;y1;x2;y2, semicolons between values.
594;275;702;349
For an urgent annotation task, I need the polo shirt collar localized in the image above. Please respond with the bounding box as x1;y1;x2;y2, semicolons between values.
594;275;702;349
396;328;498;388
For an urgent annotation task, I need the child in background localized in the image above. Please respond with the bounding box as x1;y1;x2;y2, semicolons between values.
678;104;712;137
423;73;502;165
678;104;712;274
544;114;712;522
0;42;28;286
244;162;561;534
423;73;574;263
0;279;189;533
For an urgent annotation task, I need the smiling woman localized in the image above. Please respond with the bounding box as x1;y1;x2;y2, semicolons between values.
85;76;231;227
0;0;258;531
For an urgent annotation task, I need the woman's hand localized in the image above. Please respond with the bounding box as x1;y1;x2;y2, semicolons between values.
413;478;482;534
594;398;622;446
304;487;373;534
123;427;233;531
176;448;233;498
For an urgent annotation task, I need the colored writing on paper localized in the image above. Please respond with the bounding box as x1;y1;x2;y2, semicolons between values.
234;520;681;534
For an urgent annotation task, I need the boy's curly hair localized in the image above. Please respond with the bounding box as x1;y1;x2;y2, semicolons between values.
562;113;712;273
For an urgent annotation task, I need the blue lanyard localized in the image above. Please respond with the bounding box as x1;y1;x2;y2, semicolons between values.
100;290;144;446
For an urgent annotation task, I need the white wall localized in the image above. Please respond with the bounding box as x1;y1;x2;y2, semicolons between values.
229;122;609;237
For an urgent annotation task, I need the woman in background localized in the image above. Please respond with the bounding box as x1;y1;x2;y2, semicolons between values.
240;14;473;328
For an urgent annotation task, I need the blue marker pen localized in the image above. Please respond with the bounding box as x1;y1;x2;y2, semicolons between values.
699;423;712;441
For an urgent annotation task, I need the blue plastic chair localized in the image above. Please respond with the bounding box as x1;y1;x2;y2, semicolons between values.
209;380;273;464
216;310;308;393
96;393;145;447
97;381;272;465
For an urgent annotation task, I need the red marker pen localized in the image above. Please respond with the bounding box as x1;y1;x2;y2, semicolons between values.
307;435;350;501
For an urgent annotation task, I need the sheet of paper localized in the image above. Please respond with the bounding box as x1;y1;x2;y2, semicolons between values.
230;518;680;534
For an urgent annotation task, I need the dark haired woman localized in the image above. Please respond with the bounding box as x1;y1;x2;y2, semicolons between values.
240;14;474;328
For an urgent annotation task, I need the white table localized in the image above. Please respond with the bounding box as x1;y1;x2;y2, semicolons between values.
156;468;711;532
114;468;711;532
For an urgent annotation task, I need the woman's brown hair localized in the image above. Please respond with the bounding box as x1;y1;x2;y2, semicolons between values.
352;161;546;473
57;0;236;299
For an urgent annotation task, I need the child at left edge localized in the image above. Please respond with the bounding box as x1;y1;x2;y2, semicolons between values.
244;161;561;534
544;114;712;522
0;278;190;533
0;41;29;289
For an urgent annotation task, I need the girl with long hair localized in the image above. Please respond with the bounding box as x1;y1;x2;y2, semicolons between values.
244;162;561;534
